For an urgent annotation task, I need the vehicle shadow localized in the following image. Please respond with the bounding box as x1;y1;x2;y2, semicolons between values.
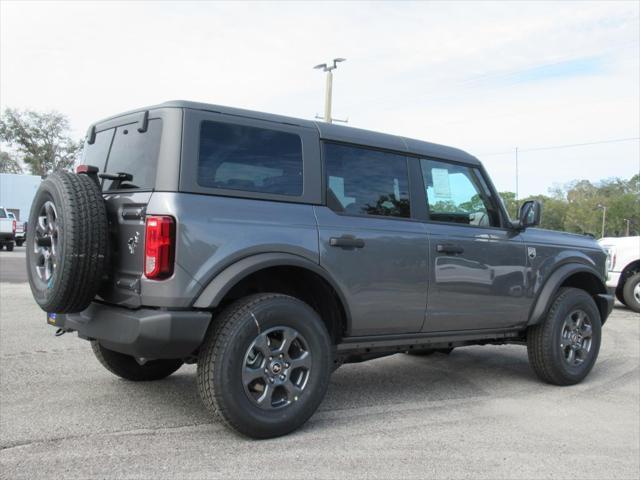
113;345;536;430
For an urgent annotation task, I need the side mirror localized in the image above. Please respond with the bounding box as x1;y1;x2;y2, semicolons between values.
514;200;541;230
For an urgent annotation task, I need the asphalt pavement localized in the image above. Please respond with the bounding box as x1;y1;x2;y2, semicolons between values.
1;246;638;479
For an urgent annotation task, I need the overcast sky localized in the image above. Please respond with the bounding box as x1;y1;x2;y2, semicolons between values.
1;0;638;197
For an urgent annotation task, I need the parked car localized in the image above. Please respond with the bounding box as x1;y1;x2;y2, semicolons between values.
7;212;25;247
599;236;640;312
0;206;16;251
26;101;613;438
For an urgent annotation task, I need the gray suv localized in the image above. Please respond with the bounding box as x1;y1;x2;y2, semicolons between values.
26;101;614;438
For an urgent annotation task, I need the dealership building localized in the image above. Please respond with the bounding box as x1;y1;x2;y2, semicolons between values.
0;173;42;222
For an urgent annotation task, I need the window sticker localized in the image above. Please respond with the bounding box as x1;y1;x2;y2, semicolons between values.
432;168;451;198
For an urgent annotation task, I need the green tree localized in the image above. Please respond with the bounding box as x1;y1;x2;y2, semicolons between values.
0;108;82;177
0;150;22;174
498;191;519;219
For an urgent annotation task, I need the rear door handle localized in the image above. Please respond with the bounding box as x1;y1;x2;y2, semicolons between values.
330;236;365;249
436;243;464;255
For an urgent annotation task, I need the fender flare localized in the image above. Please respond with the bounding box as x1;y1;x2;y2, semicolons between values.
192;252;352;323
527;263;607;326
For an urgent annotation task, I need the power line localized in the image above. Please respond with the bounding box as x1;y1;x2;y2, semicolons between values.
479;137;640;157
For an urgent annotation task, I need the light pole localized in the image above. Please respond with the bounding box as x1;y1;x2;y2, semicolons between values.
596;204;607;238
314;58;346;124
623;218;631;236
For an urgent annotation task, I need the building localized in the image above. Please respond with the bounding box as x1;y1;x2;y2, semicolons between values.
0;173;42;221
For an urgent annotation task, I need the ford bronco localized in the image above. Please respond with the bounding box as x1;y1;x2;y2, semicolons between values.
26;101;614;438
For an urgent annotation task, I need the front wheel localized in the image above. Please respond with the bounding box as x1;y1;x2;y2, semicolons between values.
527;287;601;386
5;242;14;252
622;272;640;313
197;293;332;439
15;240;24;247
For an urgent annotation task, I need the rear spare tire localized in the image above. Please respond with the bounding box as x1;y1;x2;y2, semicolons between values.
26;171;108;313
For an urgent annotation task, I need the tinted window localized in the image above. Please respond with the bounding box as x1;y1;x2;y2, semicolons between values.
0;209;6;219
420;159;499;227
198;121;303;196
80;128;115;174
103;119;163;190
324;143;410;218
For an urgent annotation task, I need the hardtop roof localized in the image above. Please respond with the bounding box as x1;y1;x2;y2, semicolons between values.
92;100;480;166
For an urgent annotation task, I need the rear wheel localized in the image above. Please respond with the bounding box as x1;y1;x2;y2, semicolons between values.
91;342;183;381
15;240;23;247
622;272;640;313
197;293;332;439
5;242;14;252
527;287;601;386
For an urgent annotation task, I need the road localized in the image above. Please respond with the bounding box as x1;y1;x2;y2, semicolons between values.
1;246;639;479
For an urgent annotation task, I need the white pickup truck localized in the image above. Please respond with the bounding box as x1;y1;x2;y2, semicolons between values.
599;236;640;313
0;206;16;251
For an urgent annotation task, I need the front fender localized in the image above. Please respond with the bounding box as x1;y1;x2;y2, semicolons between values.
527;263;608;326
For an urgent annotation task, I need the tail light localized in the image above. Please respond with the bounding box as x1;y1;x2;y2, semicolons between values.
12;220;16;233
144;216;175;279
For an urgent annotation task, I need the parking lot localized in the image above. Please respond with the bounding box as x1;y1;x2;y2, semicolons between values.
1;246;638;479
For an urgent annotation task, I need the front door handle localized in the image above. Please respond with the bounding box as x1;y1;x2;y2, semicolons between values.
330;236;365;249
436;243;464;255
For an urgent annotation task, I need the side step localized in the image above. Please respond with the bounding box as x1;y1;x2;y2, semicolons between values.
337;328;524;356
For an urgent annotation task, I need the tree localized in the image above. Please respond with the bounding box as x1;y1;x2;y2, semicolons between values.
0;108;82;177
0;150;22;174
498;175;638;237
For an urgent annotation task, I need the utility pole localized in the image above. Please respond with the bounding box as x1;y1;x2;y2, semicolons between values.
515;147;519;201
623;218;630;236
314;58;346;124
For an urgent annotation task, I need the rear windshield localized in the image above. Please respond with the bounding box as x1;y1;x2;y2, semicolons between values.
198;121;303;196
81;118;163;191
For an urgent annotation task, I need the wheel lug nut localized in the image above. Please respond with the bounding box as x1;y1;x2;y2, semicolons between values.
269;378;274;383
279;354;283;359
264;369;268;373
279;375;285;380
285;362;290;368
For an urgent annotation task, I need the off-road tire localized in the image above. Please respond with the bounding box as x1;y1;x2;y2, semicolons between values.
26;171;108;313
527;287;601;386
622;272;640;313
91;342;183;381
197;293;332;439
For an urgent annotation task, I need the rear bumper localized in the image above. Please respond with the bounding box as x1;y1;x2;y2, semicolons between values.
48;303;211;359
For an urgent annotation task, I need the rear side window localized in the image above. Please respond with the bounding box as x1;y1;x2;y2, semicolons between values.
103;119;163;191
324;143;411;218
0;209;6;218
198;121;303;196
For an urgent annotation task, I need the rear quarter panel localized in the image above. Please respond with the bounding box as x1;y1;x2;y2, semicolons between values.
141;192;320;307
